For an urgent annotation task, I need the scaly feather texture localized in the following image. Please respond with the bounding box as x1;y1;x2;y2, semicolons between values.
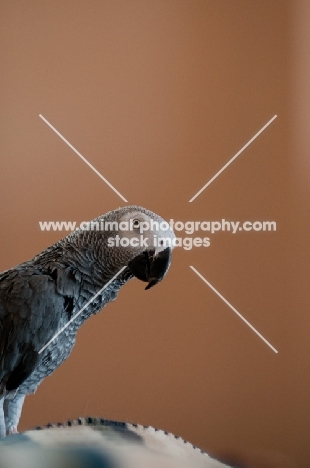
0;206;175;436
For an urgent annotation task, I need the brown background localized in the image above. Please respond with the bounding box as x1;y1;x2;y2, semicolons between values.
0;1;309;466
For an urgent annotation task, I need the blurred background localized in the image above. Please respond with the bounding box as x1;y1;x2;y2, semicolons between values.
0;0;309;466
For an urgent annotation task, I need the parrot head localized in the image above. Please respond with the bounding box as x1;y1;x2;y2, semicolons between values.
97;206;175;290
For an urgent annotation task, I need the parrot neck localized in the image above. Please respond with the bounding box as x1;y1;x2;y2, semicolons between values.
33;238;132;330
30;229;134;331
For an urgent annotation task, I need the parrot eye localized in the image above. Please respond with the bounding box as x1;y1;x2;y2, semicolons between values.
132;219;140;229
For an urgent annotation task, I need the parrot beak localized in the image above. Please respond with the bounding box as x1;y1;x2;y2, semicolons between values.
128;247;172;290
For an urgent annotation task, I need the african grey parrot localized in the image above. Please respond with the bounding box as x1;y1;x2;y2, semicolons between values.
0;206;175;437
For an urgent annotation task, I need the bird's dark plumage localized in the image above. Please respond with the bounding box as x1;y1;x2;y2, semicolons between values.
0;206;175;436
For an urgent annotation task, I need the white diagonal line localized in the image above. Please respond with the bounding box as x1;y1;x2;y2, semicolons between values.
189;115;277;202
39;114;128;202
38;266;127;354
190;266;278;354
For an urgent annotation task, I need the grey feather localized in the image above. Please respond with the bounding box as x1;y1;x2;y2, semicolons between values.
0;206;175;437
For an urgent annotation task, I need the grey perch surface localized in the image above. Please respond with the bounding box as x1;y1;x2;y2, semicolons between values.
0;417;232;468
0;206;175;437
